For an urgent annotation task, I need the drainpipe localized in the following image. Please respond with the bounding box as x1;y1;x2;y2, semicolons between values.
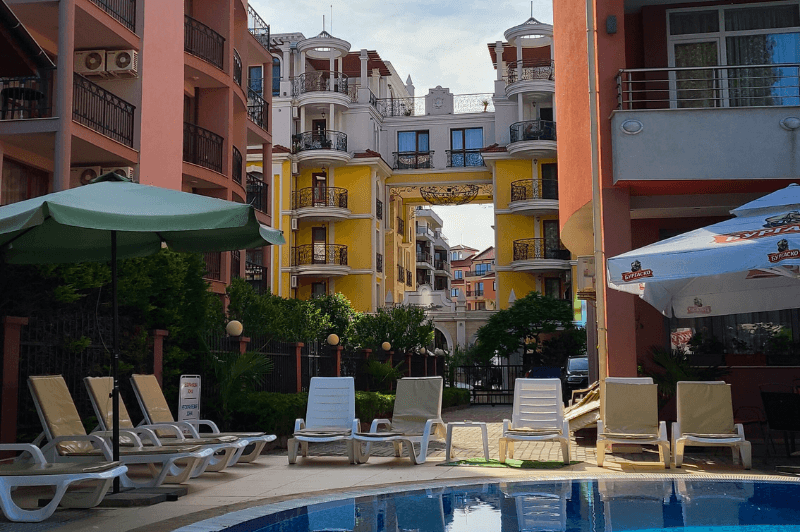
586;0;608;388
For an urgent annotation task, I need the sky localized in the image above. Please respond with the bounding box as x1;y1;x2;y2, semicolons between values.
249;0;554;250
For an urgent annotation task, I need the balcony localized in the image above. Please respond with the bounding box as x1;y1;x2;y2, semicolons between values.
247;88;268;130
613;64;800;183
397;264;405;282
233;49;242;87
406;270;413;287
1;70;53;120
292;244;349;276
393;151;433;170
417;272;431;286
505;60;555;97
376;199;383;220
416;250;432;267
416;226;435;241
508;120;556;158
291;186;349;221
245;261;268;294
511;238;571;272
184;15;224;70
247;5;270;52
89;0;136;32
509;177;559;215
375;93;495;117
247;172;268;214
434;260;451;274
183;122;223;173
466;289;484;297
292;130;350;167
465;268;492;278
292;71;349;100
73;73;135;147
446;149;485;168
376;253;383;273
232;146;242;185
202;251;221;281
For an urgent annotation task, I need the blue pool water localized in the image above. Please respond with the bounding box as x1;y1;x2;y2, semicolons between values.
222;478;800;532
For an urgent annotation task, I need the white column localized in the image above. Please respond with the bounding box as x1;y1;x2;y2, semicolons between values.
360;49;368;84
495;41;504;81
518;93;524;122
300;106;306;133
516;42;523;82
282;48;291;80
329;103;335;131
300;51;306;75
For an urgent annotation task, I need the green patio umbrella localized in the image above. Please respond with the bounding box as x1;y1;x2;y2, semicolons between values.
0;173;284;485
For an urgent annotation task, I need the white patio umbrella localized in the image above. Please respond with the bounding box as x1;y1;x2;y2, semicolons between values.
607;184;800;318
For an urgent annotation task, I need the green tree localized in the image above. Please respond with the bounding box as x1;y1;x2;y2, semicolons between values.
539;326;587;368
472;292;574;364
351;304;434;354
310;292;360;345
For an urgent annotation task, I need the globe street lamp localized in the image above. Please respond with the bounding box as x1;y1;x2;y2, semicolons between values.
381;341;391;352
327;333;340;346
226;320;243;337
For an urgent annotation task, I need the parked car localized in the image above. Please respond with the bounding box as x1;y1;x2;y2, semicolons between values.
561;356;589;402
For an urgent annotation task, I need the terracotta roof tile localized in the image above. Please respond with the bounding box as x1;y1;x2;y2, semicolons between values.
273;145;291;153
481;143;507;153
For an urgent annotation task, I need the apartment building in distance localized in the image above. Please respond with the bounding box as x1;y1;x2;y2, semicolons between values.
0;0;274;296
414;206;451;292
450;246;497;311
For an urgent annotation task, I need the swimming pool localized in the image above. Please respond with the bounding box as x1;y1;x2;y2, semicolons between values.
181;477;800;532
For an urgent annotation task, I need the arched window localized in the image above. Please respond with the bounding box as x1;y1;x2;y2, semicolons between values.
272;57;281;96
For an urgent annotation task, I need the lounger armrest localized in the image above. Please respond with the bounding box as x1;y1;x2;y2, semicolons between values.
168;420;202;438
369;419;392;433
138;423;188;440
502;419;511;433
422;419;446;439
658;421;668;441
294;419;306;433
0;443;46;464
125;427;162;446
735;423;746;439
187;419;221;434
42;435;112;460
352;419;361;433
562;418;570;437
91;429;146;447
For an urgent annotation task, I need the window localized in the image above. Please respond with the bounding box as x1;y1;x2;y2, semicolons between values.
2;158;48;206
396;131;431;169
450;128;483;167
311;282;326;298
451;288;459;297
476;282;484;295
540;163;558;200
544;278;561;299
249;66;263;95
451;251;459;260
455;269;463;280
475;263;492;276
272;57;280;96
475;301;486;310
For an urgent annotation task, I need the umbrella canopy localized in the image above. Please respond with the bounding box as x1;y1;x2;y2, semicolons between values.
607;184;800;318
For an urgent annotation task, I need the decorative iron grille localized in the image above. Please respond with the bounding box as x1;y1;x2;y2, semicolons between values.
184;15;224;70
247;88;268;129
247;172;268;213
233;49;242;87
291;130;347;153
203;251;222;280
0;69;54;120
396;217;405;236
446;149;485;167
291;186;348;209
398;264;405;280
292;71;349;96
512;238;571;261
453;93;494;114
232;146;242;185
89;0;136;32
291;244;348;266
510;177;559;201
376;253;383;273
509;120;557;143
375;97;421;117
506;59;555;84
183;122;223;173
231;249;241;278
247;5;271;52
406;270;413;287
420;184;479;206
466;289;484;297
376;199;383;220
393;151;434;170
73;73;135;147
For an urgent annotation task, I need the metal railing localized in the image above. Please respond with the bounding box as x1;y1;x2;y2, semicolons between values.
292;71;349;97
397;217;405;236
446;149;485;168
231;250;241;279
434;279;448;291
617;63;800;110
73;73;135;147
247;4;271;52
505;59;555;84
417;272;431;285
375;93;495;117
247;88;268;129
89;0;135;32
203;252;221;280
183;122;223;173
466;289;484;297
245;261;268;294
376;253;383;273
434;260;450;273
233;49;242;87
232;146;242;185
513;238;571;261
184;15;224;70
416;226;435;238
291;186;348;210
406;270;413;287
292;130;347;153
292;244;348;266
416;250;432;264
398;264;405;281
393;151;434;170
509;120;556;143
247;172;268;213
376;199;383;220
511;177;558;201
465;268;492;277
0;70;53;120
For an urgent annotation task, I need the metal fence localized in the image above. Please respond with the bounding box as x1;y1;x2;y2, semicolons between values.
454;364;527;405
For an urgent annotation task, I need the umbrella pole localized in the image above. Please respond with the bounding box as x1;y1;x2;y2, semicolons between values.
111;231;120;493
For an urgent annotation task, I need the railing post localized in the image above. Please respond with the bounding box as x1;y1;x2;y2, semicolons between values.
1;317;28;449
294;342;304;393
406;351;412;377
151;329;169;387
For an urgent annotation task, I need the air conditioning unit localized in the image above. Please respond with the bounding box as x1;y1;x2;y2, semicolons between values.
70;166;102;186
290;218;298;231
75;50;106;76
106;50;139;77
290;275;298;288
101;166;135;181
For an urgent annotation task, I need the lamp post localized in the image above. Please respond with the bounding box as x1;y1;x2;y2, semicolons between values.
327;333;342;377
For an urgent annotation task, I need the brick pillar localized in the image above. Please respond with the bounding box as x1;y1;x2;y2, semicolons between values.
423;353;429;376
151;329;169;387
334;345;342;377
237;336;250;354
294;342;304;393
1;317;28;446
405;352;412;377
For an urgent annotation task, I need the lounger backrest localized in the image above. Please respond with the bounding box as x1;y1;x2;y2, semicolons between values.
305;377;355;429
131;374;175;424
84;377;136;430
602;377;653;423
392;377;443;435
604;382;659;435
511;378;563;430
677;381;735;435
28;375;93;455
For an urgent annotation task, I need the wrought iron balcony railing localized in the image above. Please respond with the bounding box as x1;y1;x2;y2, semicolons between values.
617;63;800;110
247;172;268;213
292;130;347;153
203;251;221;280
466;289;484;297
398;264;405;280
506;60;555;84
465;268;492;277
233;49;242;87
397;217;405;236
513;238;571;261
247;5;271;52
416;250;432;264
183;122;223;173
73;73;135;147
511;177;558;202
376;199;383;220
184;15;224;70
376;253;383;273
375;93;494;117
90;0;135;32
292;244;348;266
446;149;485;168
245;260;268;294
393;151;434;170
1;70;54;120
291;186;348;210
407;270;413;287
509;120;556;143
231;249;241;279
292;71;349;97
247;88;268;129
232;146;242;185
